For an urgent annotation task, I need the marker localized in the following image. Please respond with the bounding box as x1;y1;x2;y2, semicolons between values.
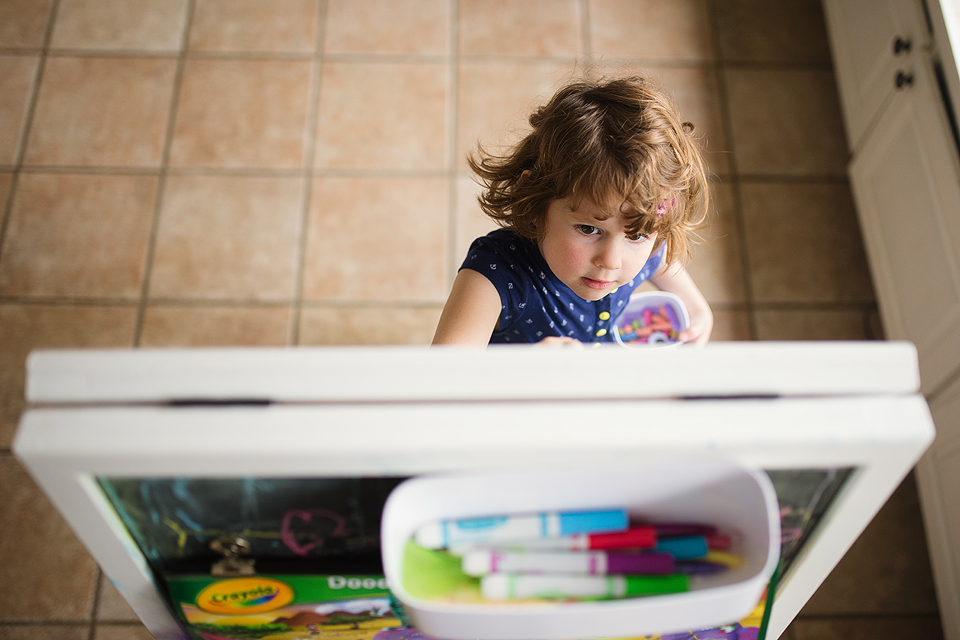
675;560;729;575
703;550;740;568
655;536;709;560
707;534;732;550
480;573;690;601
415;509;628;549
461;550;675;577
647;523;718;537
450;525;656;554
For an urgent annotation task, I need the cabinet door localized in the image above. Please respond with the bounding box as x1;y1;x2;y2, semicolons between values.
849;54;960;395
822;0;928;151
917;372;960;640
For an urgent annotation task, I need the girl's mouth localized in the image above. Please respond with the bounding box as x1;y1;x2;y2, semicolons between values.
581;277;615;290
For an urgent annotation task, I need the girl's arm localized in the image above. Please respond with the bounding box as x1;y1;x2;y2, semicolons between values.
432;269;503;346
649;263;713;346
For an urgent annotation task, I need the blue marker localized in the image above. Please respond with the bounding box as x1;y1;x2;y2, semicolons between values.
414;509;628;549
655;536;709;560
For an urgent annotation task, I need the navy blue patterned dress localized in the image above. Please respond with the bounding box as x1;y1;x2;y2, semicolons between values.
461;229;664;343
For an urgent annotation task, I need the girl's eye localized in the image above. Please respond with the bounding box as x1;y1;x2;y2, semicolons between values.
628;232;650;242
575;224;600;235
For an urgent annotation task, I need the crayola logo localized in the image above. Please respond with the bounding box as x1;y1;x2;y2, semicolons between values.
196;578;294;615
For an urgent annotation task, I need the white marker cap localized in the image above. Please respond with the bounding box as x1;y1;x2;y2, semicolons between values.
414;522;445;549
461;550;493;577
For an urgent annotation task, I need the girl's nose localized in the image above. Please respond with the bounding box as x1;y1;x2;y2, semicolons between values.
594;239;622;271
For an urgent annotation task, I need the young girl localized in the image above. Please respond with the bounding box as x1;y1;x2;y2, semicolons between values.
433;75;713;346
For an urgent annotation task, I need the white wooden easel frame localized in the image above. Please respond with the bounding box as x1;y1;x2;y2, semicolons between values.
13;342;935;640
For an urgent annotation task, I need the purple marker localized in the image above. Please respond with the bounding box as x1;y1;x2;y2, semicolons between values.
461;550;675;577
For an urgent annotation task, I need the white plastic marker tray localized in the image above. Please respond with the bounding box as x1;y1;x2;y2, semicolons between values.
381;462;781;640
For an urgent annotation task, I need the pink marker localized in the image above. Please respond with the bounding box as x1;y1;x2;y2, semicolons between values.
452;525;655;553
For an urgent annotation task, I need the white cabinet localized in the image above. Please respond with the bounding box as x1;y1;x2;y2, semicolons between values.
823;0;960;637
823;0;929;151
919;373;960;637
848;55;960;396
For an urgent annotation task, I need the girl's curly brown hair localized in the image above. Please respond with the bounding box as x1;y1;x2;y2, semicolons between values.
468;75;709;267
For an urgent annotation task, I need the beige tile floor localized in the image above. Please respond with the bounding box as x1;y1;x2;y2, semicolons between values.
0;0;944;638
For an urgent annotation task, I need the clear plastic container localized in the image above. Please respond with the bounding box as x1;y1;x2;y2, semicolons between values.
613;291;690;348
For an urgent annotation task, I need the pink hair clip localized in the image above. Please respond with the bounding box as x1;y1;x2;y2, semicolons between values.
656;198;675;217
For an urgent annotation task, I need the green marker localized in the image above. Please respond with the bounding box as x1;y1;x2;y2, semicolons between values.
480;573;689;600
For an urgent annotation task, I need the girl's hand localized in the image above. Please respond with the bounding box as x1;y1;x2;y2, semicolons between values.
533;336;584;348
678;300;713;346
648;263;713;346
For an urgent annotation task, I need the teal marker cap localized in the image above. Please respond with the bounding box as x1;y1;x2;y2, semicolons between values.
558;509;628;536
622;574;690;597
656;536;709;560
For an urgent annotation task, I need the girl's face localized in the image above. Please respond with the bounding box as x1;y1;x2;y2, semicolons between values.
538;195;658;302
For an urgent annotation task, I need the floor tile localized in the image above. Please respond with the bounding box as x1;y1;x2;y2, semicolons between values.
93;623;154;640
0;55;39;166
588;0;713;62
725;68;848;176
0;455;99;621
0;624;87;640
754;308;873;340
454;174;500;281
712;0;832;64
324;0;451;55
589;63;731;176
790;616;944;640
456;60;581;170
314;61;449;171
0;0;54;49
148;175;303;301
801;473;940;615
685;182;747;305
139;305;292;346
299;305;444;345
188;0;318;53
0;172;11;205
739;181;874;304
50;0;188;52
710;309;752;341
169;59;311;169
302;176;449;302
23;57;176;168
0;173;157;298
458;0;582;57
95;579;139;622
0;304;137;447
651;66;731;176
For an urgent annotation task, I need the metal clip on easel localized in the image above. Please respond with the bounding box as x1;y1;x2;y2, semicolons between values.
210;536;256;577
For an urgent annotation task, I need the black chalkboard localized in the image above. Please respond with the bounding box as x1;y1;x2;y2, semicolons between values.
98;468;851;580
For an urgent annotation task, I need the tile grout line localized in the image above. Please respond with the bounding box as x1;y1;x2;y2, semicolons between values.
0;0;61;270
289;0;329;347
705;0;758;341
131;0;195;347
579;0;592;74
445;0;460;293
87;570;103;639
